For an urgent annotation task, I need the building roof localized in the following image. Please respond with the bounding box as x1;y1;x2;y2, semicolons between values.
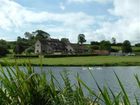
38;39;67;51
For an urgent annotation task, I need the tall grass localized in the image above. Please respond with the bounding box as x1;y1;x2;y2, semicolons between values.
0;65;139;105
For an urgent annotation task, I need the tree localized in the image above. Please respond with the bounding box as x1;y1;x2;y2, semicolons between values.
100;40;111;51
7;41;16;49
24;32;33;40
0;45;9;56
90;41;100;45
0;39;9;49
111;37;116;45
0;46;9;56
135;43;140;47
24;32;36;46
33;30;50;40
110;48;119;52
78;34;86;44
24;30;51;45
61;38;70;44
0;39;9;56
122;40;132;53
13;36;29;54
13;44;25;54
116;43;123;46
90;45;99;53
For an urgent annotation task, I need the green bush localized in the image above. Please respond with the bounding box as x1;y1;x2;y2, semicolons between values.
13;54;99;58
44;54;98;58
13;54;38;58
0;45;9;57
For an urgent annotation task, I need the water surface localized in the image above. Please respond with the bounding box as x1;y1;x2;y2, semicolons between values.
34;66;140;103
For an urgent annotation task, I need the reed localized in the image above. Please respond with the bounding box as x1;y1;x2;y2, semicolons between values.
0;64;139;105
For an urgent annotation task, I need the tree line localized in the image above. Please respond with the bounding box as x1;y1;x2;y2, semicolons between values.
0;30;139;56
90;40;133;53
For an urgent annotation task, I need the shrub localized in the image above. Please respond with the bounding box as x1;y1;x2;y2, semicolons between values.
122;40;132;53
13;54;38;58
13;54;99;58
100;40;111;51
0;45;9;57
110;48;119;52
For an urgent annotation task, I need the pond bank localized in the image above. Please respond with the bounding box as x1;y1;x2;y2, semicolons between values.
1;56;140;66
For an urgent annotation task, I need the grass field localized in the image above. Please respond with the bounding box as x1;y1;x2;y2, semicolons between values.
1;56;140;66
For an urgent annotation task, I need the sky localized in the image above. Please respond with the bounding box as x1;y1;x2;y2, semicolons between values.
0;0;140;44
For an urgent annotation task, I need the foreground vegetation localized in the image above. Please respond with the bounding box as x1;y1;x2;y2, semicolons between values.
1;56;140;66
0;65;139;105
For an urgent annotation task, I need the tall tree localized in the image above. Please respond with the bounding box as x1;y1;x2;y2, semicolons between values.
100;40;111;51
33;30;50;40
78;34;86;44
24;32;33;40
24;30;50;45
24;32;36;45
111;37;116;44
122;40;132;53
135;43;140;47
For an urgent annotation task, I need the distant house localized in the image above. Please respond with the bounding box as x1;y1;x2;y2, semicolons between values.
93;50;110;55
110;50;136;56
35;39;74;55
110;50;124;56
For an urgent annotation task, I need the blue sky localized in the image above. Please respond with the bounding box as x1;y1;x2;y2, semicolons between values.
0;0;139;43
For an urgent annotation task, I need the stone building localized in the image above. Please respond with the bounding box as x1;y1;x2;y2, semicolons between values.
35;39;74;55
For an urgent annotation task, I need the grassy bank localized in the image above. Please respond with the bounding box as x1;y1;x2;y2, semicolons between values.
1;56;140;66
0;65;139;105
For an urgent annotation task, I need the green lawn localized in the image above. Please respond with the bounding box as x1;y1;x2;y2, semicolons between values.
1;56;140;66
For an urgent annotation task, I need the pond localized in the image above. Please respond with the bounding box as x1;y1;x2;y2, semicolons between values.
33;66;140;104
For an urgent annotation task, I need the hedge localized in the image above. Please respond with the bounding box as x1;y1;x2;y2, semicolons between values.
13;54;99;58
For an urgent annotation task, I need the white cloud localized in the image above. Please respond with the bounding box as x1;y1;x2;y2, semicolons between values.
86;0;140;44
0;0;26;30
0;0;94;41
109;0;140;18
0;0;94;28
0;0;140;44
